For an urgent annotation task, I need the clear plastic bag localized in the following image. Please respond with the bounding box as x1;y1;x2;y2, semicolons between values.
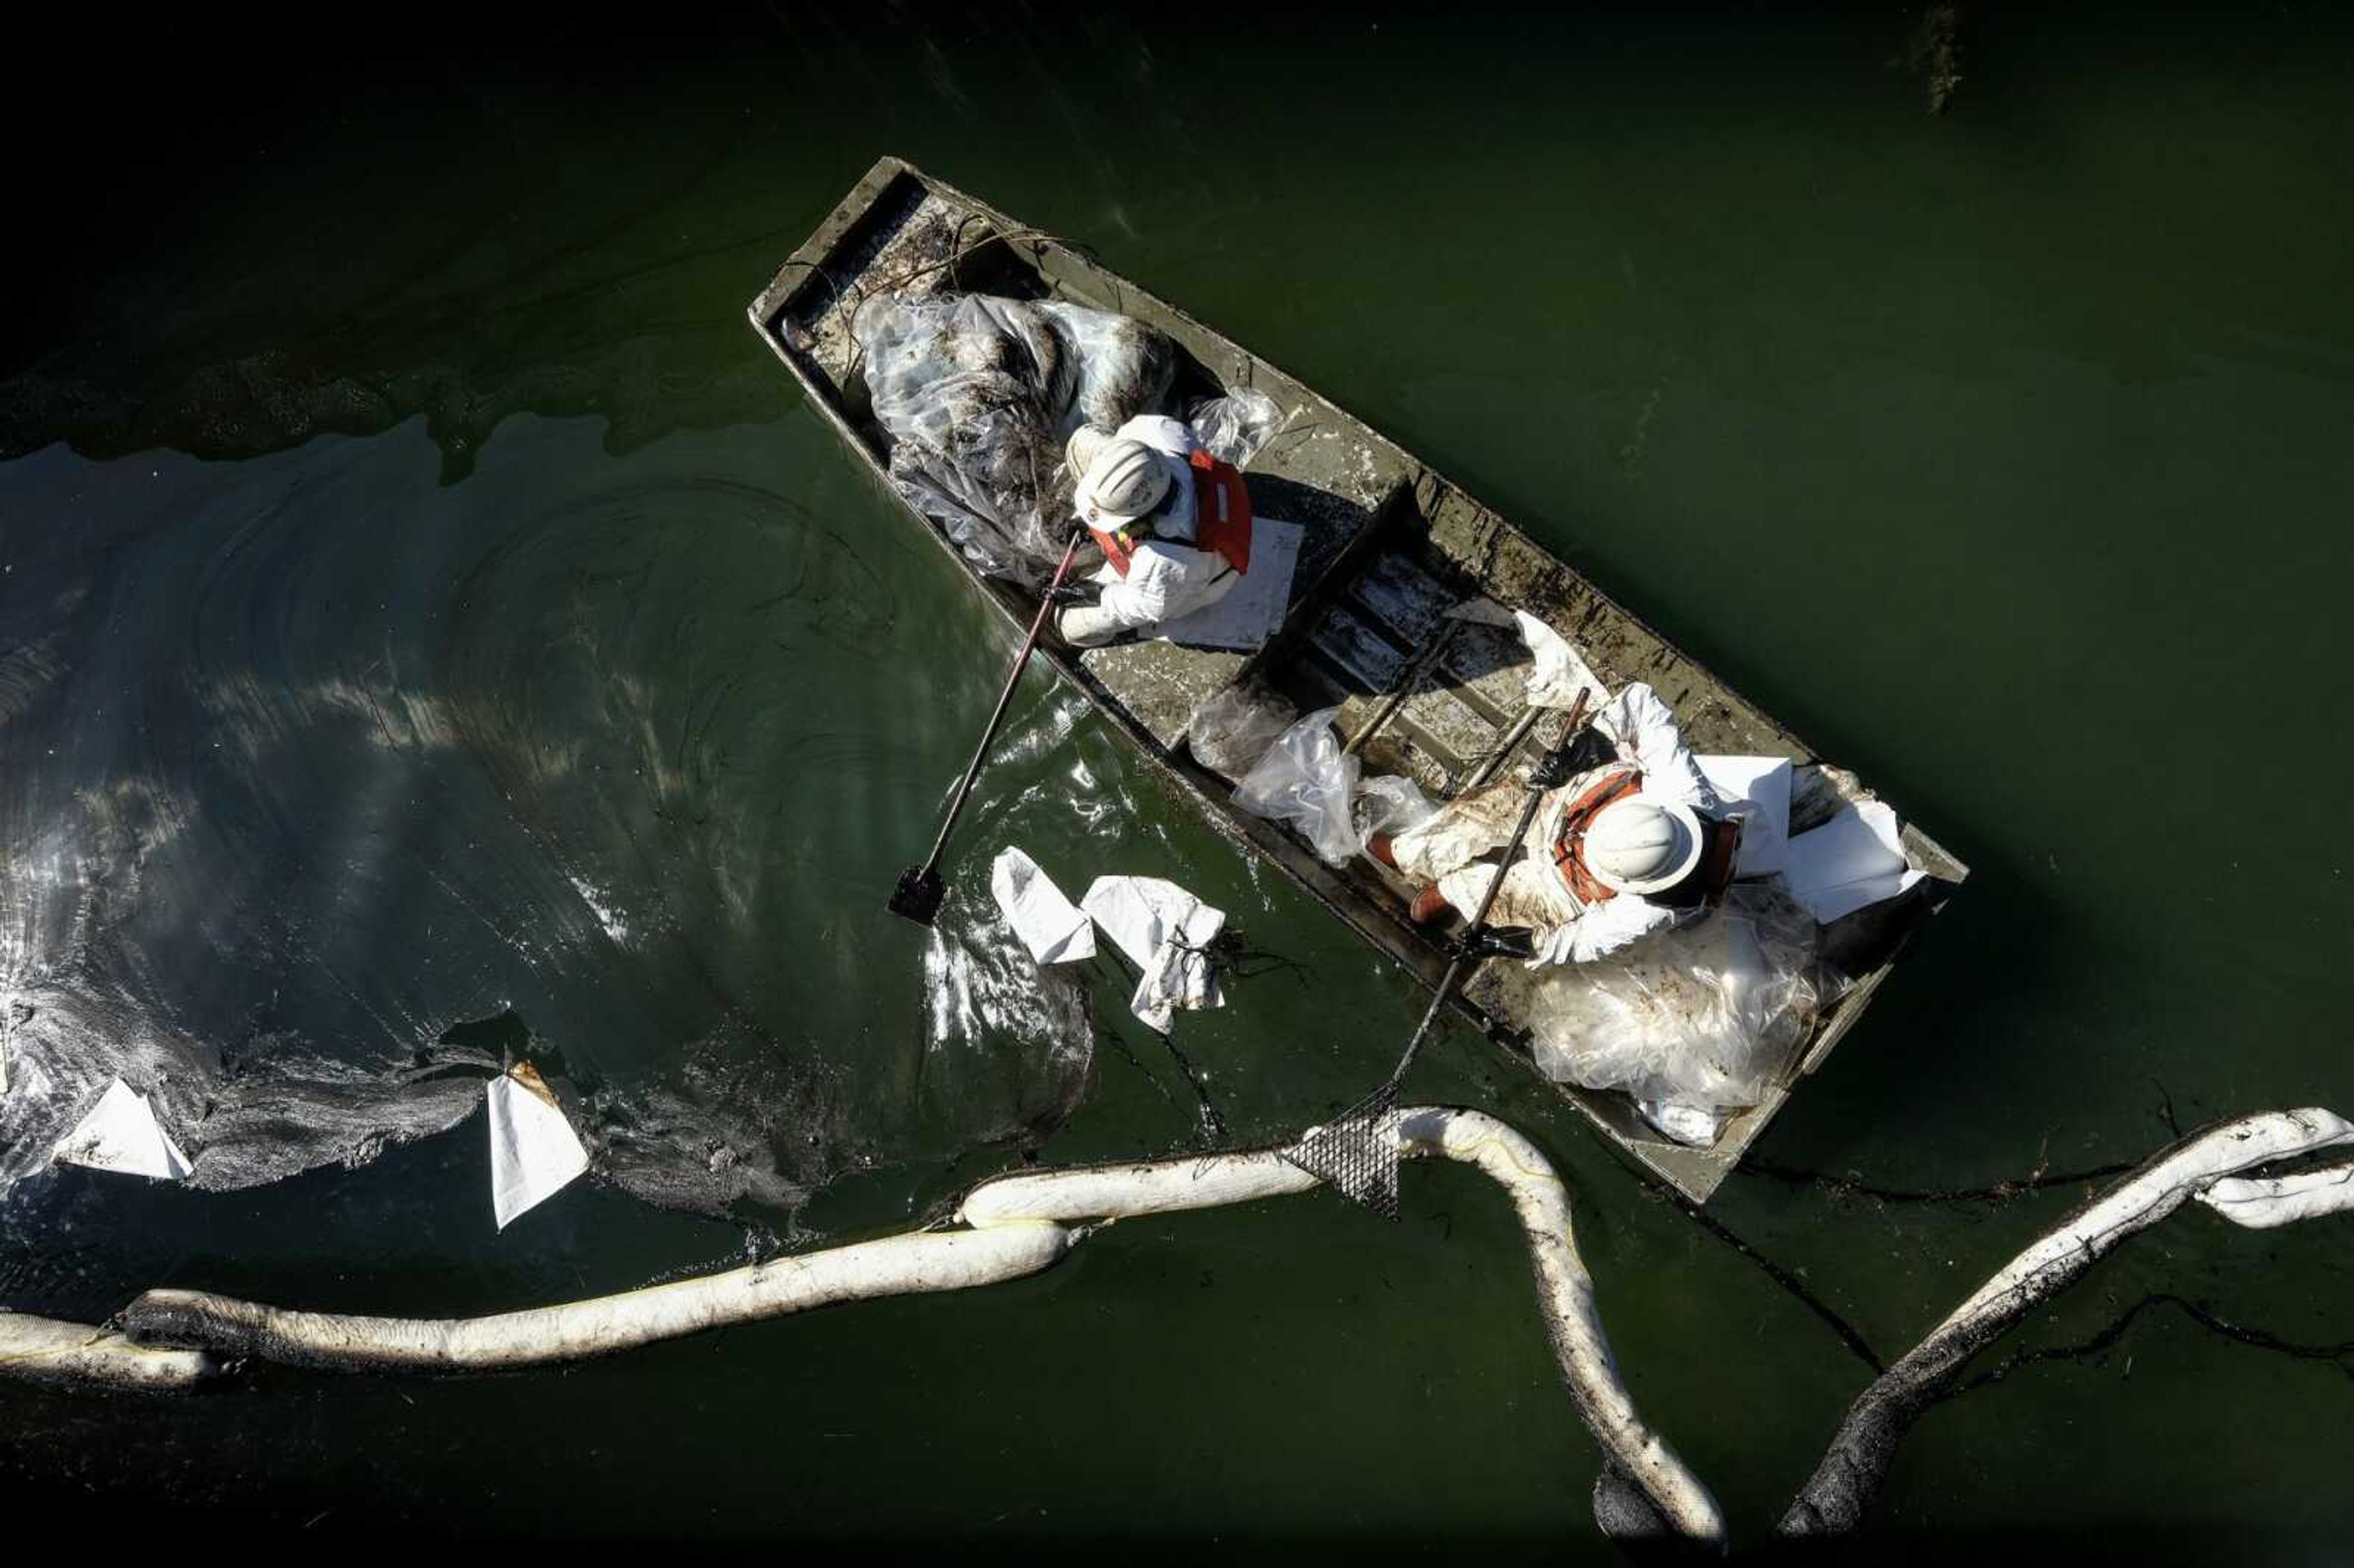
1232;707;1362;867
856;292;1176;585
1186;680;1298;780
1353;772;1437;840
1525;884;1824;1116
1187;387;1282;468
1637;1098;1727;1147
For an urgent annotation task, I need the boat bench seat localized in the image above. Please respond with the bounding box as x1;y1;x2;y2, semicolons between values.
1079;402;1414;751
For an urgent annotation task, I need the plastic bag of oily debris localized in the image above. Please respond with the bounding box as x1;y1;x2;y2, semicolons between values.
858;292;1177;585
1636;1098;1727;1149
1354;772;1438;841
1187;387;1282;468
1187;680;1299;780
1524;884;1824;1123
1233;707;1362;868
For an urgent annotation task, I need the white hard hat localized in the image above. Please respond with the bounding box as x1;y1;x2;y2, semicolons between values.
1585;797;1705;896
1075;436;1174;527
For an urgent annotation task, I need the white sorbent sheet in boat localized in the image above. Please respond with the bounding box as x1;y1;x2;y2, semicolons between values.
1154;519;1305;652
51;1076;192;1181
1080;875;1226;1033
989;847;1096;964
489;1063;591;1230
1783;800;1924;924
1510;610;1610;712
1695;754;1795;878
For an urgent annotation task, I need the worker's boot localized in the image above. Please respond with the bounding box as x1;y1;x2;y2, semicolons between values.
1365;831;1399;870
1407;883;1453;926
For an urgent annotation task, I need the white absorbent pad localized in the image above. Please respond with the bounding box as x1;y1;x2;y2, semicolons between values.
1512;611;1610;712
1695;754;1795;878
51;1077;192;1181
488;1062;591;1230
1154;519;1305;652
1080;875;1227;1033
989;847;1097;965
1783;800;1925;924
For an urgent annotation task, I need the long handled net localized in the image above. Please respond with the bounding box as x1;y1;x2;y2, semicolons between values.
1283;695;1591;1217
1286;1079;1403;1219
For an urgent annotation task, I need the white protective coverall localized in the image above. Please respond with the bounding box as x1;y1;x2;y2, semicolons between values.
1059;415;1244;645
1387;683;1722;964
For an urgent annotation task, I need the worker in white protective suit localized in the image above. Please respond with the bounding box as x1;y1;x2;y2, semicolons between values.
1055;414;1254;647
1366;683;1741;964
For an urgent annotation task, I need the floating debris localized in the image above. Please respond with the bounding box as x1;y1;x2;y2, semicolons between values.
1905;2;1964;115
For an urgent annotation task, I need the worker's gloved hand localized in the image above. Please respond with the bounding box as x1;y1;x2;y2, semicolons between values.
1527;745;1583;791
1528;723;1614;788
1465;927;1536;961
1045;582;1091;606
1529;925;1580;966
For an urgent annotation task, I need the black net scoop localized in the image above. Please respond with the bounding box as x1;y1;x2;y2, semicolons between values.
1284;1079;1402;1220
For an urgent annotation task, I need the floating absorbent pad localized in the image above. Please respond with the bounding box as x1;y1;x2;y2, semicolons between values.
488;1062;590;1230
51;1078;193;1181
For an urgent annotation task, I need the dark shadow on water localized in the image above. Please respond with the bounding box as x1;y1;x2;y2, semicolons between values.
0;1485;2298;1564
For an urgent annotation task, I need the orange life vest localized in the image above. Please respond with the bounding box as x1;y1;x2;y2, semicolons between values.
1088;449;1254;579
1549;763;1645;906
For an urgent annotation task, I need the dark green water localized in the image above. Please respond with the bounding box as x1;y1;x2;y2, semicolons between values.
4;6;2351;1555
